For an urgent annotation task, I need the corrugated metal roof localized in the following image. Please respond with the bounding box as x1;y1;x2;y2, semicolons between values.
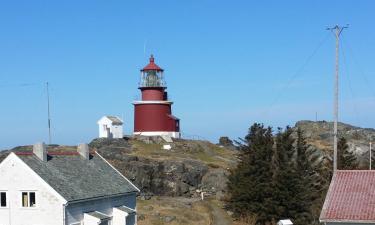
86;211;111;220
116;206;136;215
320;170;375;222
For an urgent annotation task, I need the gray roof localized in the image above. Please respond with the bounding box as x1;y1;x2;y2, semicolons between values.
106;116;123;125
116;206;136;215
86;211;111;220
17;153;138;202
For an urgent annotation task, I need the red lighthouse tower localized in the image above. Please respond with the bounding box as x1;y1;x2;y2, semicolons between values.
133;55;180;138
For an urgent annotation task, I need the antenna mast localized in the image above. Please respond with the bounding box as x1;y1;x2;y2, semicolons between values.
370;138;372;170
327;24;348;172
46;82;51;145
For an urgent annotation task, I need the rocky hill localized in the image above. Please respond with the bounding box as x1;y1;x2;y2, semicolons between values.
89;136;237;199
295;120;375;168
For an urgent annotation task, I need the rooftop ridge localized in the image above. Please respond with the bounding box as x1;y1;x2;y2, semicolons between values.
15;151;96;156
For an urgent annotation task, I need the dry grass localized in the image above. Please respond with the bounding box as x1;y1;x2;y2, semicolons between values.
137;196;212;225
232;215;258;225
128;139;237;169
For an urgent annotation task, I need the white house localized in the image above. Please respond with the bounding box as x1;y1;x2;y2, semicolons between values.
98;116;124;139
0;142;139;225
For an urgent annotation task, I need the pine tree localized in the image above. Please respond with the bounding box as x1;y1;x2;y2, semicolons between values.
293;128;320;225
271;127;323;225
337;136;358;170
272;127;299;221
227;123;274;224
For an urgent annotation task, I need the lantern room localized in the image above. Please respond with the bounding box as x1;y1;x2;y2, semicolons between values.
139;54;166;88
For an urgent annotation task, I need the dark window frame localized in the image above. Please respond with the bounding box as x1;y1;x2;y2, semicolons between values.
21;191;36;208
0;192;7;207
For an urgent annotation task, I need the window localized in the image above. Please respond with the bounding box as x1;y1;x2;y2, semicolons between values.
21;191;36;207
0;192;6;207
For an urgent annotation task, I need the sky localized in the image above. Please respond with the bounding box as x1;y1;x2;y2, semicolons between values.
0;0;375;149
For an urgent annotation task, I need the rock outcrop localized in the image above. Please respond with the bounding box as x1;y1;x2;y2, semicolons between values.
89;137;236;198
295;120;375;167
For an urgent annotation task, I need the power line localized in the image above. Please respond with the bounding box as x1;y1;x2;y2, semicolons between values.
0;83;40;89
341;39;362;127
263;32;331;116
342;38;375;98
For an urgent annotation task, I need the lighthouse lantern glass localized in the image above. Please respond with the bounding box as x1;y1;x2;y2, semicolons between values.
140;70;165;87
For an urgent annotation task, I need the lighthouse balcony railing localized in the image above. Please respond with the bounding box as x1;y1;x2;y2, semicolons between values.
138;80;167;88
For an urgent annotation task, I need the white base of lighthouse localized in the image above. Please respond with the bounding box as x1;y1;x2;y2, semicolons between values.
133;131;180;139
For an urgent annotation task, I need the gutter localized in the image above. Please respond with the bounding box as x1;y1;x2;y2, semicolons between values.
66;191;138;205
320;219;375;224
63;202;68;225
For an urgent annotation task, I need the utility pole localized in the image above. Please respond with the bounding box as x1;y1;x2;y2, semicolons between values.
327;25;348;172
46;82;51;145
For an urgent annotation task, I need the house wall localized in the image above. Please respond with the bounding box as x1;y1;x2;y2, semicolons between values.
0;154;65;225
65;193;136;225
111;125;123;139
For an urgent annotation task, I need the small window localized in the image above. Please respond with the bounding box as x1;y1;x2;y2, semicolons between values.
0;192;6;207
22;191;36;207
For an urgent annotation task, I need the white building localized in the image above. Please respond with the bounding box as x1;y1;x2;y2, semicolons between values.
0;143;139;225
98;116;124;139
277;219;293;225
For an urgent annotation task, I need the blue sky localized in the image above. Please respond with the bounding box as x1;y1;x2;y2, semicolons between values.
1;1;375;149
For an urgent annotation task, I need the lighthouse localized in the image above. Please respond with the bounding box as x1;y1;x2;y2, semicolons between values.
133;55;180;138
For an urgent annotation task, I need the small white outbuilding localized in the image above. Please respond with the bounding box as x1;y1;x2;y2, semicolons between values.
277;219;293;225
98;116;124;139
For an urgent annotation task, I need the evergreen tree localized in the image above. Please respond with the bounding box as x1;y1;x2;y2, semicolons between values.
272;127;299;221
227;123;274;224
293;128;320;225
271;127;323;225
337;137;358;170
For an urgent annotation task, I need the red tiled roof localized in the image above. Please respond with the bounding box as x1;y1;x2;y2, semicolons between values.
141;55;164;72
320;170;375;223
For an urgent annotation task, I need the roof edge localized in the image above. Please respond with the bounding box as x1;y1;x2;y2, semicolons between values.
67;191;138;204
320;218;375;223
319;172;337;221
95;151;140;192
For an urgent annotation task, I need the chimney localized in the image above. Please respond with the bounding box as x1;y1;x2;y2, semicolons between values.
33;142;47;161
77;143;90;160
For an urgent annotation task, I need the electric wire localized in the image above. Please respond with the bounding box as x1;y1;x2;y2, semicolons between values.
263;32;331;116
342;38;375;98
341;38;362;128
0;82;40;88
